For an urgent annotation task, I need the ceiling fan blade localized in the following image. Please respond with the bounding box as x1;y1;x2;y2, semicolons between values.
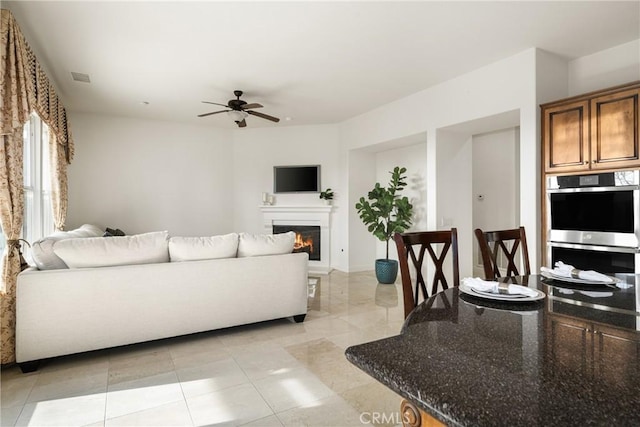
247;110;280;123
237;119;247;128
202;101;230;108
241;103;263;110
197;110;229;117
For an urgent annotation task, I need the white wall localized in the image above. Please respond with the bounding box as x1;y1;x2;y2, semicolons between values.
472;128;519;232
339;40;639;274
67;113;234;236
347;132;428;271
341;49;536;151
63;40;640;276
472;128;519;275
342;49;537;272
348;149;376;272
374;143;428;260
568;39;640;96
435;130;473;277
231;124;344;270
536;49;569;104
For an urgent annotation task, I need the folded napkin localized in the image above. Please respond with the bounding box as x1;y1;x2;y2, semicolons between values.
462;277;539;297
540;261;613;283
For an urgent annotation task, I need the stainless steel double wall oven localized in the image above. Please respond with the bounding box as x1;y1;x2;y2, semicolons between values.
546;170;640;274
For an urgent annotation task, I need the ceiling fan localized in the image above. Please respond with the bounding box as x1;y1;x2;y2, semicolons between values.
198;90;280;128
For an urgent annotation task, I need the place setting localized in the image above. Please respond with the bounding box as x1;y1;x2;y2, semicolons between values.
459;277;546;302
458;277;545;315
539;261;626;290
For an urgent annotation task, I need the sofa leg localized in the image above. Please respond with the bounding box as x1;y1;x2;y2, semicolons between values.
293;314;306;323
19;361;40;373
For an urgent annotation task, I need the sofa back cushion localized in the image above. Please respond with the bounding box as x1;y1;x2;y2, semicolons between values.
169;233;239;262
31;224;104;270
54;231;169;268
237;232;295;257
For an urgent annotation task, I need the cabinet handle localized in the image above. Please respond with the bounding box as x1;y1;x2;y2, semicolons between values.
592;160;597;164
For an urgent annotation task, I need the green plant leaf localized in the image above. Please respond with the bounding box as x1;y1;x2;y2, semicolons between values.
354;166;414;258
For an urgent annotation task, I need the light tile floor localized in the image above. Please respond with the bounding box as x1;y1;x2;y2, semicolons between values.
1;271;407;426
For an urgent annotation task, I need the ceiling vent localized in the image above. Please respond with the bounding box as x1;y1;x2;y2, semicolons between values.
70;72;91;83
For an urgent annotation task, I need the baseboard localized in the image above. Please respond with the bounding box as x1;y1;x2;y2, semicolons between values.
346;264;373;273
309;267;331;275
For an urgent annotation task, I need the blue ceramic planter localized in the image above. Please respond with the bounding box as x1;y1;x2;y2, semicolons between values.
375;259;398;284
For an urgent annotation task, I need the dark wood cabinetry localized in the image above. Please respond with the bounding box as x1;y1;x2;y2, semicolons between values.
540;82;640;267
542;82;640;174
546;313;640;387
592;323;640;385
546;314;591;376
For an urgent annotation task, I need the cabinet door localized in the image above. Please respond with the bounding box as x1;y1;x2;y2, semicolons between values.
546;314;592;377
590;88;640;170
543;100;590;173
592;324;640;388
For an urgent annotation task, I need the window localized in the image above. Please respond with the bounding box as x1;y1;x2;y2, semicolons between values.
0;114;53;257
20;113;54;258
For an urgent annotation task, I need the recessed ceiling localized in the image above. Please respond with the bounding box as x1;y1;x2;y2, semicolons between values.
4;1;639;129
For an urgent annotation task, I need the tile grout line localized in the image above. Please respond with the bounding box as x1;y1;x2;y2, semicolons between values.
172;349;197;427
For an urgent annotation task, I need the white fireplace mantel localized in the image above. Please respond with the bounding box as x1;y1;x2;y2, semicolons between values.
260;205;333;274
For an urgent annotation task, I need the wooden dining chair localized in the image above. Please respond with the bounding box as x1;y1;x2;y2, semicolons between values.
393;228;460;319
474;226;531;280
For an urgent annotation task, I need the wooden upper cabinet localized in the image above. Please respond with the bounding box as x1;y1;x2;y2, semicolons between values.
590;87;640;170
543;100;590;173
542;82;640;174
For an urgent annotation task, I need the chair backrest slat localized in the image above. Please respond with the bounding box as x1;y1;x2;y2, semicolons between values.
394;228;460;319
474;226;531;280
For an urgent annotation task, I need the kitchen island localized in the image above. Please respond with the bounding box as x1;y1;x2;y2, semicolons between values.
345;275;640;426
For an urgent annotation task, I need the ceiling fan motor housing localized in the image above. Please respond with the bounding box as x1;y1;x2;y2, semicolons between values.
228;90;246;110
228;99;247;110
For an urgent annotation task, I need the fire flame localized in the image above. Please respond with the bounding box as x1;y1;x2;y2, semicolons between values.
294;233;314;253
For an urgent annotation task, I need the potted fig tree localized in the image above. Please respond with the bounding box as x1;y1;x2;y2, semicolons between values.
355;166;413;284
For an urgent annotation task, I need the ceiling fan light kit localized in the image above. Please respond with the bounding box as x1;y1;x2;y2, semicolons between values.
227;110;248;122
198;90;280;127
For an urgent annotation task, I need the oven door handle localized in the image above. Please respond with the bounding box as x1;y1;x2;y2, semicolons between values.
547;185;639;193
547;241;640;254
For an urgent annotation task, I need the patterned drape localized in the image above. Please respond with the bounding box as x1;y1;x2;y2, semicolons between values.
1;8;74;364
49;132;68;230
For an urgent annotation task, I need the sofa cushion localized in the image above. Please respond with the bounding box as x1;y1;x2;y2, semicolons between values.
169;233;239;262
31;224;104;270
237;232;295;257
53;231;169;268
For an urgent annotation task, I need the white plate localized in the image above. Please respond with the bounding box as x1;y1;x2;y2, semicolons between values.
540;270;621;285
460;298;539;315
459;283;546;302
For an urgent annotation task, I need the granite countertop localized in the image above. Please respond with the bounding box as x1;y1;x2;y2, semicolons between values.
345;274;640;426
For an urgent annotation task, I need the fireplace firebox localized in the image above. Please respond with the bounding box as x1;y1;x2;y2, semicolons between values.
273;225;321;261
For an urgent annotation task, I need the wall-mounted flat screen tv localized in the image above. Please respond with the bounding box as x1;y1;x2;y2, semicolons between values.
273;165;321;193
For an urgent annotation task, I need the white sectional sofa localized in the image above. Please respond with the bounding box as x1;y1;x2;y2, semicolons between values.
16;226;308;372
